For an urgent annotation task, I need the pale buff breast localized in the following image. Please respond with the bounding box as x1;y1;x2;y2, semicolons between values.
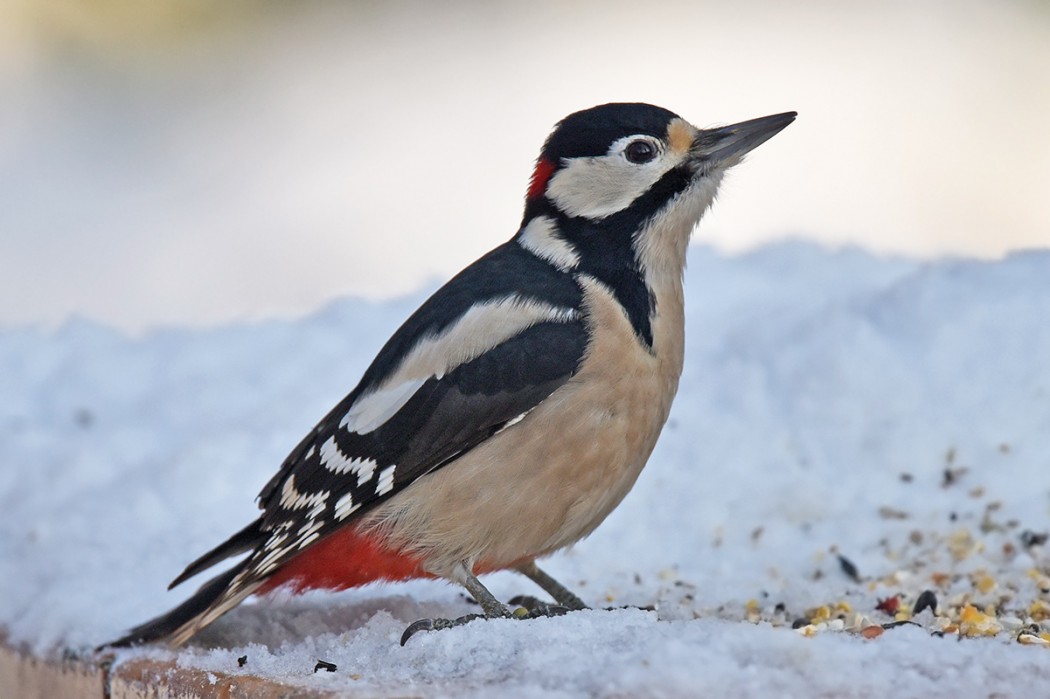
360;274;685;579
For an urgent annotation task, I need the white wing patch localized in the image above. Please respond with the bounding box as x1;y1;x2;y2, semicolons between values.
278;475;329;519
494;410;531;436
295;519;324;550
339;378;426;435
517;216;580;271
319;435;378;486
334;491;361;521
340;295;579;435
257;530;291;573
376;465;396;496
258;490;332;571
255;546;285;575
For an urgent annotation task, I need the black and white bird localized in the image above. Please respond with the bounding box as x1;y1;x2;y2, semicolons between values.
107;102;795;648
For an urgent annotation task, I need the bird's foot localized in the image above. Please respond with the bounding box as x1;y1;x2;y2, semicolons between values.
400;597;575;645
507;594;573;618
510;592;652;614
400;613;487;645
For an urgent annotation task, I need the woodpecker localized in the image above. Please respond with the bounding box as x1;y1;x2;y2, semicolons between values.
106;103;795;648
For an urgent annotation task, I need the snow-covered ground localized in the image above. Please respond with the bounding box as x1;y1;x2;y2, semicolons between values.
2;242;1049;697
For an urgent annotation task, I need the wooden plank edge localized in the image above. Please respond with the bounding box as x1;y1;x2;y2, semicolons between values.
1;631;343;699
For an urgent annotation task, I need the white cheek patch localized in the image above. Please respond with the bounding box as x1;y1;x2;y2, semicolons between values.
341;295;578;435
517;215;580;271
546;142;682;220
546;157;650;219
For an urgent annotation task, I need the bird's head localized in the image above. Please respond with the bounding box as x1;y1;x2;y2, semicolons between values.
522;102;795;232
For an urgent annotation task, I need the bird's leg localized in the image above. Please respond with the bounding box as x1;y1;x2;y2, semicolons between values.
400;561;512;646
509;561;590;615
399;561;593;645
459;564;514;618
514;562;655;613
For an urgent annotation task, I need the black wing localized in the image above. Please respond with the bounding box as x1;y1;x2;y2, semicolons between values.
108;242;589;647
175;242;587;587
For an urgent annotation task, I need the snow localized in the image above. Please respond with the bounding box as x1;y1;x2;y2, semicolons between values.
2;242;1049;697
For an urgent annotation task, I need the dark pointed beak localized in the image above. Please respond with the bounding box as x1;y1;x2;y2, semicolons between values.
692;111;796;168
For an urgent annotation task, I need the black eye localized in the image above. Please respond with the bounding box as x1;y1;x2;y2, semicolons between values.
624;139;657;164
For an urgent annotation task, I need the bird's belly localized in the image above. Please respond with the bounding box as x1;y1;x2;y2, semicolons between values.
362;277;684;579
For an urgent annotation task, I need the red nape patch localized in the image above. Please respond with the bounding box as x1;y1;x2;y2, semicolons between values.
527;157;556;200
258;526;431;594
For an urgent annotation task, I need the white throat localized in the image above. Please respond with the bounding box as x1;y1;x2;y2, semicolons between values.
634;171;724;291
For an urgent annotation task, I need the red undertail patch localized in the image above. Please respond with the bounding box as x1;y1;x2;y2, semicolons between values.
259;525;430;594
527;157;556;200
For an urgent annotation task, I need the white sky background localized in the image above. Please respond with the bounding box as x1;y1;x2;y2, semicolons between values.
1;0;1048;331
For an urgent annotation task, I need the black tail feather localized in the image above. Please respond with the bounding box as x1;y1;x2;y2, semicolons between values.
168;519;265;590
102;561;248;649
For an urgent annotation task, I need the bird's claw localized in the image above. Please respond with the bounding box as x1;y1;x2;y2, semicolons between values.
400;613;485;646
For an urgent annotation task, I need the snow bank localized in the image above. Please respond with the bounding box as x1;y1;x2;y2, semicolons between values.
2;243;1048;696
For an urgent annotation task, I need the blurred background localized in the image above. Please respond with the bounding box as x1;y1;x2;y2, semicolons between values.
2;0;1048;332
